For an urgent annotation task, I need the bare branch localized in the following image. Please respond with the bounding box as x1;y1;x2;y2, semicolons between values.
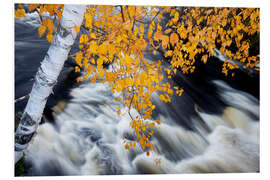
15;94;30;103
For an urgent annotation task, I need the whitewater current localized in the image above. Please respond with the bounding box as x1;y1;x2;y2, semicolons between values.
23;79;259;175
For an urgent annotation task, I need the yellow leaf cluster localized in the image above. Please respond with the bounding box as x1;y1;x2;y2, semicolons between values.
71;5;178;154
15;4;64;42
38;25;46;37
15;8;25;17
160;7;259;75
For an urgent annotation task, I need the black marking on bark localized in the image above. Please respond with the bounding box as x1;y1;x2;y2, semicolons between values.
15;132;35;147
58;24;70;39
44;52;51;63
20;127;29;131
36;66;57;87
53;25;73;50
53;36;71;50
44;96;49;101
15;146;23;152
72;9;78;14
21;112;36;126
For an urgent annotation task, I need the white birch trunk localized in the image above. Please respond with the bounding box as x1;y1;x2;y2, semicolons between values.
15;5;86;164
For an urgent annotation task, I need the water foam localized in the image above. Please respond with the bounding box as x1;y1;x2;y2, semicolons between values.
25;80;259;175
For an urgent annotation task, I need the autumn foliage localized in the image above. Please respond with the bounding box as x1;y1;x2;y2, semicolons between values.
15;4;260;163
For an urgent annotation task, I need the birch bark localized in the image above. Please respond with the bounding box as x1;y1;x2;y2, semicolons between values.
15;5;86;164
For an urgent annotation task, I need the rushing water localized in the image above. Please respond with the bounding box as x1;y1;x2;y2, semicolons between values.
15;12;259;175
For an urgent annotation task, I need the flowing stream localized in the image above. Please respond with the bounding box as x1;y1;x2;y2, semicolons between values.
15;12;259;176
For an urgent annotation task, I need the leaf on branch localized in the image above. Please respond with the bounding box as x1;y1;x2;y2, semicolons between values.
38;25;46;37
125;144;130;150
28;4;39;11
90;33;96;39
155;120;162;125
201;55;208;64
79;34;88;44
75;66;80;72
74;25;80;33
15;8;25;17
161;35;169;49
18;4;23;9
117;107;121;116
170;33;178;46
46;33;53;42
164;28;172;34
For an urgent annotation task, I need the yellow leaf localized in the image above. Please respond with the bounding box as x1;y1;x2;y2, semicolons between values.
90;33;96;39
170;9;176;16
90;58;96;64
80;34;88;44
79;45;84;49
77;77;83;83
74;25;80;33
97;58;103;66
165;28;172;34
155;120;162;125
124;144;130;150
167;88;173;95
170;33;179;46
90;76;96;83
159;94;165;102
178;89;184;96
38;25;46;37
117;107;121;115
86;64;92;75
174;12;179;22
75;52;83;67
18;4;23;9
164;50;173;57
202;55;208;64
28;4;39;11
124;55;133;65
84;13;92;28
56;11;62;19
46;33;53;42
124;77;132;86
15;8;25;17
153;31;163;41
98;68;104;78
75;66;80;72
161;35;169;49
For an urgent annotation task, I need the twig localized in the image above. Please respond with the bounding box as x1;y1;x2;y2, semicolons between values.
128;94;134;119
120;6;125;22
15;94;30;103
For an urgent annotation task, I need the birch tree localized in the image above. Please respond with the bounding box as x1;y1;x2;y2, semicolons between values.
15;4;86;164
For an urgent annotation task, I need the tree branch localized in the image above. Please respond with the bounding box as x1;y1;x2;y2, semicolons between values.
15;94;30;103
